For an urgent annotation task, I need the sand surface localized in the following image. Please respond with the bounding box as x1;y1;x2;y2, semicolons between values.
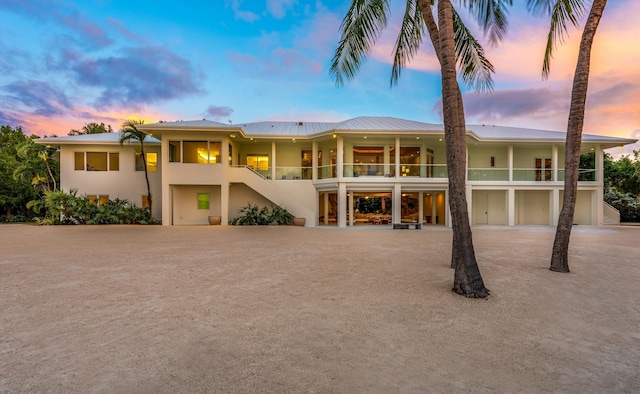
1;224;639;393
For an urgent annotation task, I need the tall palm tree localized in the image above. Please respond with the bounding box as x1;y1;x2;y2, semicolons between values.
119;120;153;216
332;0;512;297
528;0;608;272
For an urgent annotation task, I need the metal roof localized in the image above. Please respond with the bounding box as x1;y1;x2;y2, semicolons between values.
35;132;160;145
37;117;636;149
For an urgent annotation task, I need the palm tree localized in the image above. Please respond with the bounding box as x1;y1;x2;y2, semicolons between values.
119;120;153;216
527;0;608;272
332;0;512;297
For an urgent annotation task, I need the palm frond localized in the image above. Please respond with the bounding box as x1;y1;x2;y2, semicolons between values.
462;0;513;46
453;7;495;91
330;0;390;86
119;119;147;145
390;0;426;86
527;0;588;79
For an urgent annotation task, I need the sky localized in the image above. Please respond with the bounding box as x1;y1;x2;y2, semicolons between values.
0;0;638;155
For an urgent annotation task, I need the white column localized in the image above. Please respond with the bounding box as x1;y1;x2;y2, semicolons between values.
312;141;318;181
221;182;229;225
466;185;473;224
393;183;402;224
271;142;277;180
508;145;514;182
418;191;424;224
337;137;344;180
395;137;400;177
508;188;515;226
596;145;604;225
338;183;347;228
552;144;559;182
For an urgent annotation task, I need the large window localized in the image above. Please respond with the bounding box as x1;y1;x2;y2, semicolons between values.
177;141;222;164
135;152;158;172
246;154;269;171
353;146;384;176
74;152;119;171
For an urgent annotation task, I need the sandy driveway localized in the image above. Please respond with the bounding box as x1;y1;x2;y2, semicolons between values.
1;224;639;393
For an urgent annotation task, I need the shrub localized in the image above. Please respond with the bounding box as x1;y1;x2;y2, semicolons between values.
230;203;294;225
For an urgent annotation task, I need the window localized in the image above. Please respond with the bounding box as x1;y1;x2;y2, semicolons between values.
173;141;222;164
109;153;119;171
197;193;210;210
247;154;269;171
535;158;552;181
169;141;181;162
87;195;109;204
75;152;118;171
183;141;208;164
75;152;84;170
135;152;158;172
209;142;221;163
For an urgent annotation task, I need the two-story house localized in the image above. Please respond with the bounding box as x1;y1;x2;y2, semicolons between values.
37;116;637;227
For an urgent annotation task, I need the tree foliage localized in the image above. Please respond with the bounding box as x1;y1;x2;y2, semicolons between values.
68;122;113;136
0;125;59;221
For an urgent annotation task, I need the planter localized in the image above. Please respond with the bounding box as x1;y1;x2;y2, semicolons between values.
208;216;221;225
293;217;306;227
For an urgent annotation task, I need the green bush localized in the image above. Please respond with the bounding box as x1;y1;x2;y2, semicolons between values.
37;189;159;225
230;203;294;225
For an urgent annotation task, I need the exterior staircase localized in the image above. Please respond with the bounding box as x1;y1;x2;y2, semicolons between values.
229;166;315;222
603;201;620;225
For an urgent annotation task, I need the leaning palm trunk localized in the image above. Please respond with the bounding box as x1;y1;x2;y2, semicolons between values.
140;142;153;216
551;0;607;272
437;0;488;296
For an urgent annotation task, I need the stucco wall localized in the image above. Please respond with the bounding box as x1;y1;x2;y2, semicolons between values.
59;144;162;218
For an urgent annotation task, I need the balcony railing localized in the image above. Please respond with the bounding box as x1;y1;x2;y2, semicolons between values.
468;168;509;181
239;163;598;182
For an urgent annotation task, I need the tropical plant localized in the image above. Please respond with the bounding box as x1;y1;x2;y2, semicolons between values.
119;120;153;216
230;203;294;225
527;0;608;272
40;189;156;225
331;0;512;297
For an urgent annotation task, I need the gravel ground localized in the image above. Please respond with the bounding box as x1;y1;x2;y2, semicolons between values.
1;223;639;393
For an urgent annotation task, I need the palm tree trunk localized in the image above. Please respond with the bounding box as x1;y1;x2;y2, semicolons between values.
438;0;488;297
551;0;607;272
140;142;153;216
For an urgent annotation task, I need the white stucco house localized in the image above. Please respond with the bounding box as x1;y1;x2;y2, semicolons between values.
37;116;637;227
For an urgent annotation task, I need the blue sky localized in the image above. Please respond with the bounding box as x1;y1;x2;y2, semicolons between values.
1;0;638;154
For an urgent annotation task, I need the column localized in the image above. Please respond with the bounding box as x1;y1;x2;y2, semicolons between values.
508;188;515;226
348;191;354;226
596;145;604;225
508;145;513;182
418;191;424;224
552;144;558;182
551;188;560;226
337;137;344;179
271;142;277;180
393;183;402;224
312;141;318;181
338;183;347;228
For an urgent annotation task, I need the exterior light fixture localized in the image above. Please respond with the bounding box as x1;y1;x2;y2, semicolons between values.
332;134;337;138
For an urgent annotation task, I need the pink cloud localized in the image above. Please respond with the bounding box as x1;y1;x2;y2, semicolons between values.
266;0;298;19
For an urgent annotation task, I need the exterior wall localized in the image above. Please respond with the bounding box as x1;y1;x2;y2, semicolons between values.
468;147;508;169
172;185;221;225
560;190;594;225
59;144;162;218
228;183;275;219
